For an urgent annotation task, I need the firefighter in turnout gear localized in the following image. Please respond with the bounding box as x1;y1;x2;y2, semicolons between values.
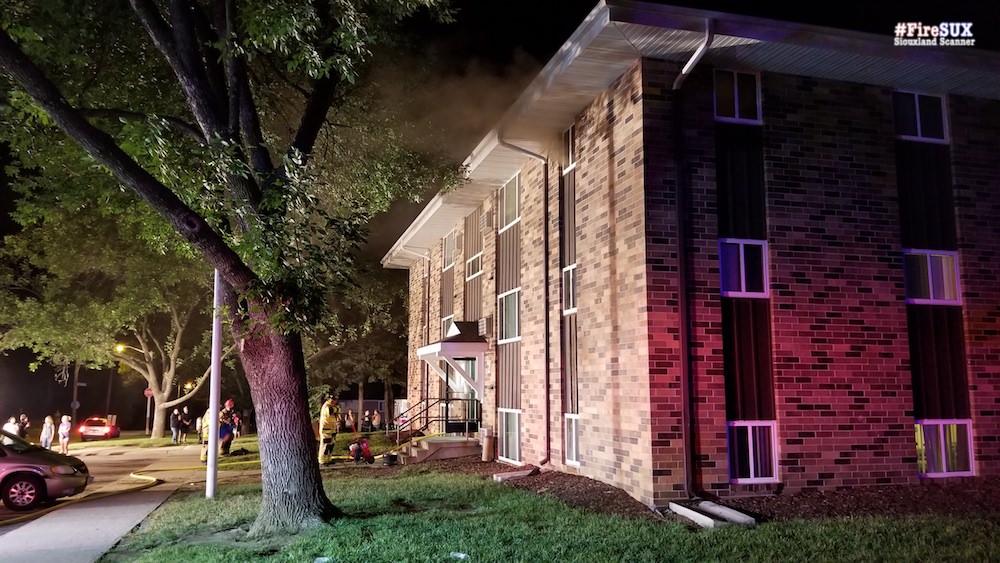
318;395;343;465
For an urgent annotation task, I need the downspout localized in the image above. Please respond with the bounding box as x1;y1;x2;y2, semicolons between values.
671;19;714;499
497;133;552;466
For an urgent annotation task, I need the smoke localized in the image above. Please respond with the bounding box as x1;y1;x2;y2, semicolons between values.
361;46;544;259
369;47;542;162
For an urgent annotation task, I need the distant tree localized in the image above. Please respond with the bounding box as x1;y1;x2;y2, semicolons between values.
0;0;457;536
0;200;229;438
305;261;407;416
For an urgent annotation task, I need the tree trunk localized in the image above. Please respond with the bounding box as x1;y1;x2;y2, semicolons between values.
150;400;169;439
238;321;339;537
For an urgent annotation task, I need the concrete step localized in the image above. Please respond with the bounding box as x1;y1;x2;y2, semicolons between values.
400;436;480;464
668;500;756;529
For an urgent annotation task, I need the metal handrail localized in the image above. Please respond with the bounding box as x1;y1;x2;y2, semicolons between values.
391;396;481;444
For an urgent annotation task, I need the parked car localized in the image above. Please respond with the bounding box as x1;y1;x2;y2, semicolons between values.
78;416;121;441
0;428;93;511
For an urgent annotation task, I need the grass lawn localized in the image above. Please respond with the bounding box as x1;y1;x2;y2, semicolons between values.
101;456;1000;562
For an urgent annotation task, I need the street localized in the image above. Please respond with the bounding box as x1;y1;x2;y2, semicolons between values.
0;439;204;533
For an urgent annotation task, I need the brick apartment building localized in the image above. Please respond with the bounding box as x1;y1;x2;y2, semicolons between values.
382;0;1000;509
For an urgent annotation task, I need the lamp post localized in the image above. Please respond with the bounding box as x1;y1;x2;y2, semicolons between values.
105;364;115;418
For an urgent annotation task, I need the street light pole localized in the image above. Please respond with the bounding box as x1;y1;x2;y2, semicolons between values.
105;365;114;417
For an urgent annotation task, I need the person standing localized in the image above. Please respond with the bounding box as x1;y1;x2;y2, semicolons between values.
17;413;30;439
39;415;56;449
219;399;236;455
317;395;342;465
179;406;193;444
58;415;72;455
169;408;181;444
2;417;19;441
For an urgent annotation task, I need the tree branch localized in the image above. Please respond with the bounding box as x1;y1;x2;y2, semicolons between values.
0;29;259;294
129;0;225;137
79;108;205;143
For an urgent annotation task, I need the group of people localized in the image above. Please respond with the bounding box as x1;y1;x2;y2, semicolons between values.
3;413;73;454
316;396;382;465
344;409;382;433
168;406;196;444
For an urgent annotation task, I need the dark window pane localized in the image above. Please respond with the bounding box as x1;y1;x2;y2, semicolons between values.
893;91;919;137
737;73;759;121
904;254;930;299
744;244;765;294
715;70;735;118
918;95;945;139
729;425;751;479
720;242;742;293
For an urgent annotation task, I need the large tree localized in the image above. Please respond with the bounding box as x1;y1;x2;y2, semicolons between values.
0;0;455;536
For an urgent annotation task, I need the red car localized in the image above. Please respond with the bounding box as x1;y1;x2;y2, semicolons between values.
78;417;121;441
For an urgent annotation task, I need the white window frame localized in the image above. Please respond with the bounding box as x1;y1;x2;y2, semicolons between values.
442;230;457;271
498;408;522;464
893;91;949;144
915;419;974;478
714;69;762;125
719;238;769;298
562;264;577;315
563;125;576;174
728;420;779;484
903;249;961;305
565;413;580;467
465;251;483;282
441;315;454;339
497;288;521;344
498;174;520;234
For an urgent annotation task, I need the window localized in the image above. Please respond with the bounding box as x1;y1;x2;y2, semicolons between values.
442;231;457;271
465;252;483;282
565;413;580;466
499;408;521;463
720;239;768;297
499;175;520;232
915;419;973;477
562;125;576;172
728;420;778;483
562;264;577;314
904;249;960;305
498;288;520;343
893;91;947;142
714;70;761;124
441;315;454;339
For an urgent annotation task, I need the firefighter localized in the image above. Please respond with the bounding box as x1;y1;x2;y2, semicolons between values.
318;395;342;465
199;407;212;463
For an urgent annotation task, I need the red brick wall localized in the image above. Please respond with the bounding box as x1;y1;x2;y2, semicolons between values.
761;76;915;491
950;94;1000;476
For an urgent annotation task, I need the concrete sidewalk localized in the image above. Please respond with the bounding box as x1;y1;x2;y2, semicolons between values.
0;448;209;563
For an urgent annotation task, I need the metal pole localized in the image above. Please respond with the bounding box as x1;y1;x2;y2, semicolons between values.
71;366;79;425
145;396;151;435
105;366;114;417
206;269;223;499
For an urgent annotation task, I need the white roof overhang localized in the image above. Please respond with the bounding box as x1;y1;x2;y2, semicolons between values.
382;0;1000;269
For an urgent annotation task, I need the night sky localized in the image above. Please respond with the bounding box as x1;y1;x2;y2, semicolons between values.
2;0;997;429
